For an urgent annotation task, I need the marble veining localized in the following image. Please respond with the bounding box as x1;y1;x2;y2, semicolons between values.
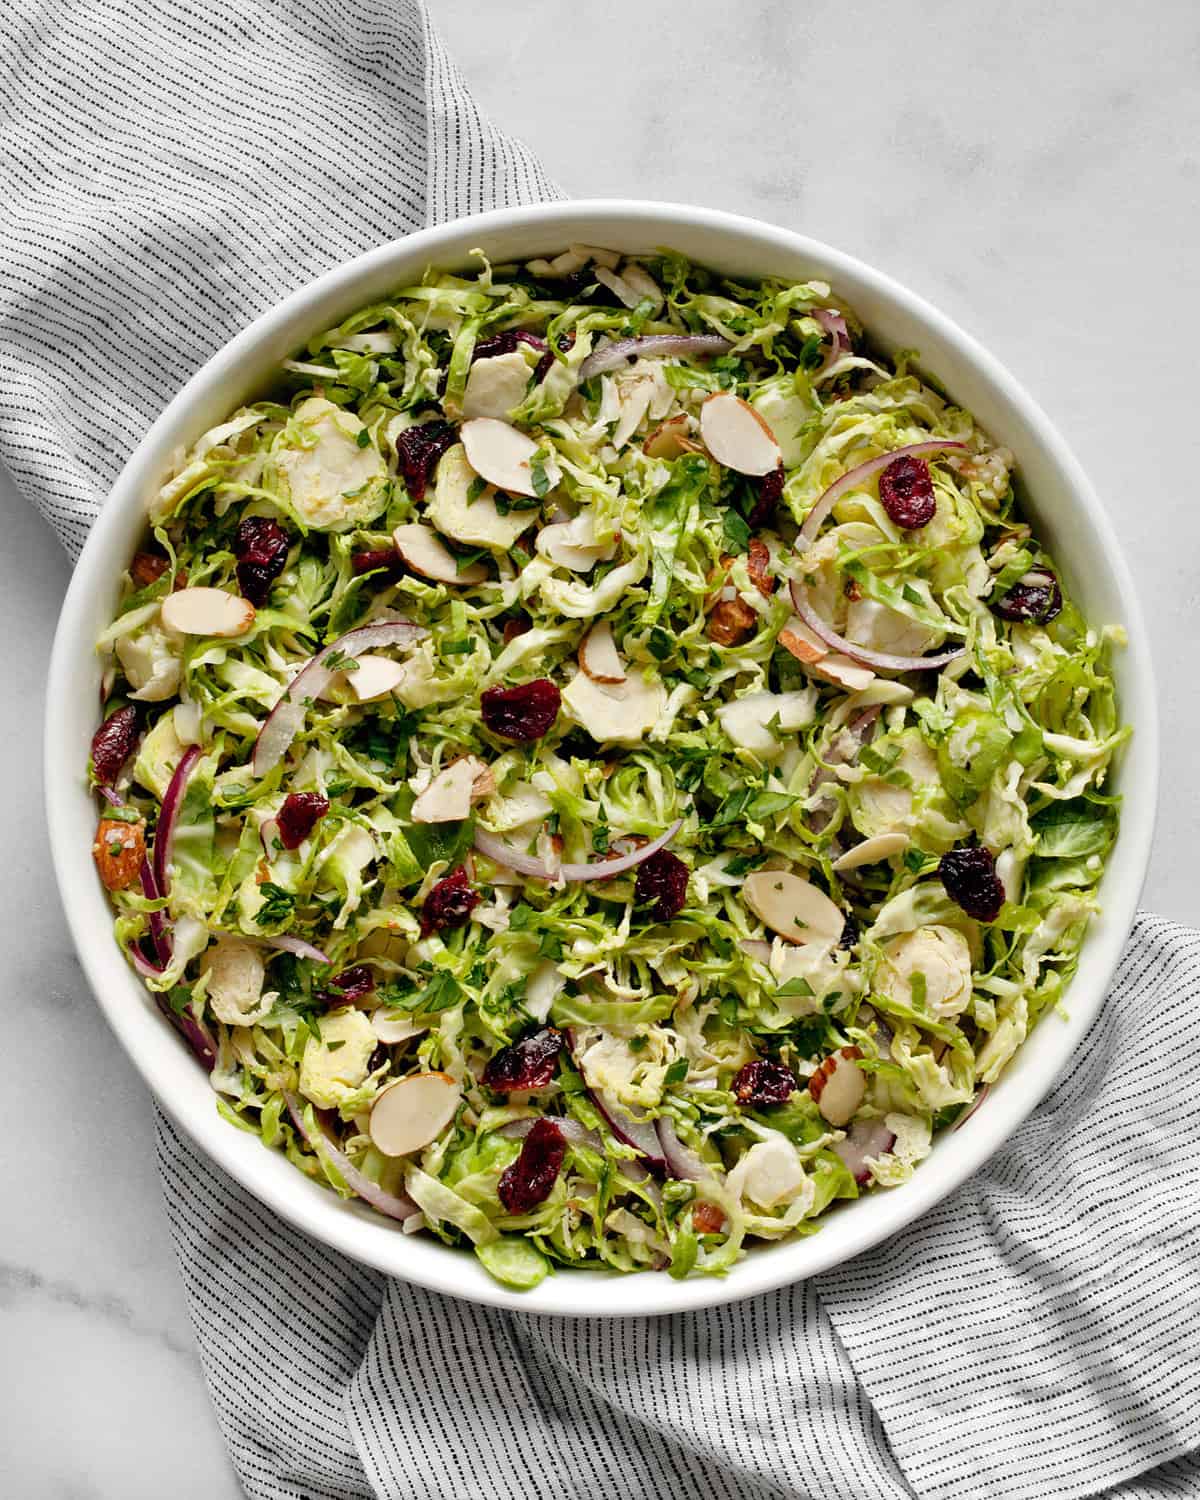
2;1;1197;1492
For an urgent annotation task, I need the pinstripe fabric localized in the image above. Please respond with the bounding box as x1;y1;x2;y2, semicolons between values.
5;8;1198;1498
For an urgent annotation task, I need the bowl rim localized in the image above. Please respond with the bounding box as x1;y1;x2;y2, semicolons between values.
45;198;1158;1316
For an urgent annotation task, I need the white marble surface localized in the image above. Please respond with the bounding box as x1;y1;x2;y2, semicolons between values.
2;1;1197;1492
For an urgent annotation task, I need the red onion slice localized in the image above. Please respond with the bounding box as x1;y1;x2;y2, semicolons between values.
796;439;967;553
265;934;332;966
789;581;965;674
130;948;217;1070
472;827;555;879
252;619;426;777
152;744;201;899
283;1090;418;1221
654;1115;711;1183
954;1083;990;1131
138;859;173;967
500;1116;602;1151
579;334;732;381
590;1089;669;1168
812;307;850;372
560;818;682;881
473;818;683;883
808;704;882;833
831;1117;897;1185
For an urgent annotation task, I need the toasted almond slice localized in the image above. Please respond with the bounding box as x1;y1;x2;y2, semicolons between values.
742;870;845;948
611;379;654;450
700;393;782;476
808;1047;865;1126
460;417;540;497
579;620;627;685
561;668;665;746
778;616;828;665
160;587;255;637
644;413;702;460
471;763;497;799
369;1072;461;1156
393;522;487;585
346;654;408;703
832;832;910;872
411;756;491;823
370;1011;427;1045
462;351;531;420
808;653;876;693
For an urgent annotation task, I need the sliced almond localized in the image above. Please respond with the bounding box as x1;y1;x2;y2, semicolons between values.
370;1011;427;1045
808;1047;865;1127
369;1072;461;1156
644;413;702;460
346;654;408;703
460;417;540;497
411;756;491;823
561;668;665;746
462;351;532;420
160;587;255;638
778;616;827;664
393;522;487;585
742;870;845;948
832;832;910;872
579;621;626;685
808;653;876;693
611;379;654;450
779;619;875;692
699;393;781;476
536;514;616;572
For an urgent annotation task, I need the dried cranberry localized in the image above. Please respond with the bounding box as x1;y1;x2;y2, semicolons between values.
393;421;456;502
420;866;480;936
276;792;329;849
634;849;689;922
533;329;575;384
498;1117;566;1213
316;965;375;1006
90;704;139;786
938;844;1005;922
367;1043;389;1074
992;570;1063;624
473;329;547;362
235;517;290;605
746;465;784;528
732;1059;798;1106
351;548;405;581
482;1027;566;1091
879;456;936;529
480;679;561;742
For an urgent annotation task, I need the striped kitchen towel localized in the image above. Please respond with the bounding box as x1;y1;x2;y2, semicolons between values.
4;4;1198;1498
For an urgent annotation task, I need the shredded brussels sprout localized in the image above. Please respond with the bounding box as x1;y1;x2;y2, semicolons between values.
91;246;1126;1288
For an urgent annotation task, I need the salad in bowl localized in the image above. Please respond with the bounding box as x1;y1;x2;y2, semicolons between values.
87;244;1126;1290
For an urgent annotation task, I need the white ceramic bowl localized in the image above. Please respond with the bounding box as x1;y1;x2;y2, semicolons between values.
45;201;1158;1316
